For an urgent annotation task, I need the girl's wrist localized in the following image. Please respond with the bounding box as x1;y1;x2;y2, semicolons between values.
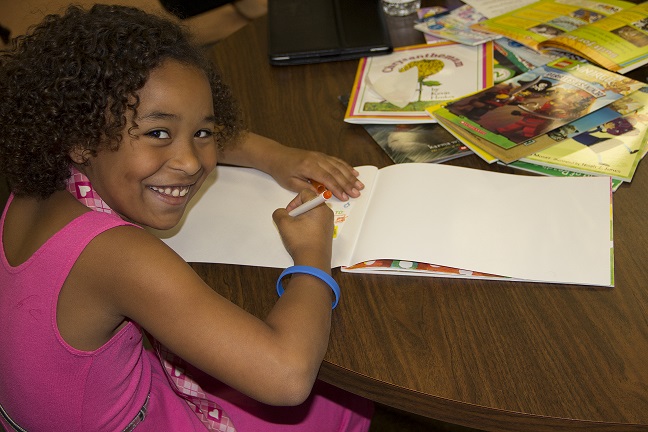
276;265;340;309
243;133;284;174
291;254;332;274
218;132;283;173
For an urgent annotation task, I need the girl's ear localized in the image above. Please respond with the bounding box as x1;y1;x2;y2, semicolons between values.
69;146;91;165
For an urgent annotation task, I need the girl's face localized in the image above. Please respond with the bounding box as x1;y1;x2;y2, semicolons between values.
81;60;219;230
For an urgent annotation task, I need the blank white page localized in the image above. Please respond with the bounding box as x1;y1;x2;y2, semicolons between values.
348;163;613;286
151;165;379;269
152;163;613;286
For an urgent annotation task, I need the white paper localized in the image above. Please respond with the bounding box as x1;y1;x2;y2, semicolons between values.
151;164;613;287
150;166;379;269
346;164;612;285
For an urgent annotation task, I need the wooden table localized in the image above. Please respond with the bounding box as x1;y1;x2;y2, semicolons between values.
193;8;648;432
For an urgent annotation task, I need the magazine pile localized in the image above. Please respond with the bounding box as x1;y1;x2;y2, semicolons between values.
341;41;488;171
415;0;648;73
472;0;648;74
429;57;648;189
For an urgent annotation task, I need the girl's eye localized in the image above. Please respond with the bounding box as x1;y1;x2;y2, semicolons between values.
146;130;170;139
195;129;214;138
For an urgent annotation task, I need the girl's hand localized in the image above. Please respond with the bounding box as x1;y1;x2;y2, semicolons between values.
266;146;364;202
219;133;364;201
272;189;334;269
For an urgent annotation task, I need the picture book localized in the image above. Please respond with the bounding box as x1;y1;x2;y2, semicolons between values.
518;104;648;181
343;42;494;124
472;0;648;73
416;7;448;45
433;114;540;163
537;2;648;73
151;163;614;287
343;259;509;281
414;4;502;46
494;37;559;70
363;123;472;164
437;85;648;164
431;57;644;156
492;41;533;83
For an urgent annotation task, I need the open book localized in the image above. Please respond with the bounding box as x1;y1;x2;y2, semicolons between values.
151;163;613;287
473;0;648;73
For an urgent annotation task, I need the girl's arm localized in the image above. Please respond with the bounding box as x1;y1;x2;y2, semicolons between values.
219;132;364;201
73;190;336;406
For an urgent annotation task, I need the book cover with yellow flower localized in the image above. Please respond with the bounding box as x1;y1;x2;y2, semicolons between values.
344;42;493;124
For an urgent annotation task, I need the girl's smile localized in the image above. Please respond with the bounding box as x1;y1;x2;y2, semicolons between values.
149;185;192;198
74;59;219;230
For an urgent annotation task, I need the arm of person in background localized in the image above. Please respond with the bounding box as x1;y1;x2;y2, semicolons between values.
218;132;364;201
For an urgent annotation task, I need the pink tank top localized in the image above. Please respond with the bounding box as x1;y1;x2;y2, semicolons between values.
0;195;206;431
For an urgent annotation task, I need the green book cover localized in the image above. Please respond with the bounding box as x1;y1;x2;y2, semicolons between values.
507;160;624;191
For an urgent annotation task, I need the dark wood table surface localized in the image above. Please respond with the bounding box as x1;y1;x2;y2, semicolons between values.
192;4;648;432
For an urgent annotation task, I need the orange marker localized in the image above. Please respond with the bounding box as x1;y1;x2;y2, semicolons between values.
309;180;328;194
289;181;333;217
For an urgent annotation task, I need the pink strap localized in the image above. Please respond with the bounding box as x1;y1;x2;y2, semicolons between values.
66;166;114;214
154;341;236;431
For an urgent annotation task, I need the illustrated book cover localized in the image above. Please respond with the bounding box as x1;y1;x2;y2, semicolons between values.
492;41;531;83
518;97;648;182
363;123;472;164
431;57;644;162
150;163;614;287
537;2;648;73
472;0;648;73
416;7;449;45
433;114;529;163
414;4;502;46
494;37;559;70
437;84;647;164
344;42;494;124
343;259;508;281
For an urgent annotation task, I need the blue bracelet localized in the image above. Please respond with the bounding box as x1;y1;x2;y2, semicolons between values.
276;265;340;309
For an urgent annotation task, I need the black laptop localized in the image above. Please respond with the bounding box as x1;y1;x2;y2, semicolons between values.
268;0;393;65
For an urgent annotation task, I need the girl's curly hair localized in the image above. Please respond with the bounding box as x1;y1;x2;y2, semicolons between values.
0;4;243;198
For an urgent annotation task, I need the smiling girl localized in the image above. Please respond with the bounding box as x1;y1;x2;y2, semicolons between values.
0;5;371;431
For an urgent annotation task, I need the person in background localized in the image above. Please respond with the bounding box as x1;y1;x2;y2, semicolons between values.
0;23;10;44
159;0;267;45
159;0;266;20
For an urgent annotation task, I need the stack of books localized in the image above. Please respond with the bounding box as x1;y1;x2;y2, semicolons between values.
342;0;648;188
431;57;647;188
341;37;494;164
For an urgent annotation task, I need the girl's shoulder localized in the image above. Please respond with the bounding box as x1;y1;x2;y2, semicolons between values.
72;209;190;288
2;191;138;267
